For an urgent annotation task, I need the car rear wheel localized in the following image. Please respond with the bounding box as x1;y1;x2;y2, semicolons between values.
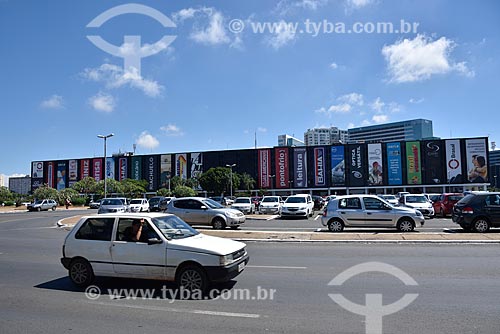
52;206;56;211
37;207;41;212
212;217;226;230
177;265;207;294
473;218;490;233
69;259;94;287
328;219;344;232
460;224;472;232
397;218;415;232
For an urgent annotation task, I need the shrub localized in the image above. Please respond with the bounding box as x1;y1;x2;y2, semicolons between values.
3;201;15;206
71;197;87;206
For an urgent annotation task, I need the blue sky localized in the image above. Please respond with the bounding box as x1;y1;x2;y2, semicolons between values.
1;0;499;179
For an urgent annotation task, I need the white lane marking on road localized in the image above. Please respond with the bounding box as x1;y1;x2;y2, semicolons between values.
314;215;321;221
247;265;307;270
266;215;279;221
88;301;260;318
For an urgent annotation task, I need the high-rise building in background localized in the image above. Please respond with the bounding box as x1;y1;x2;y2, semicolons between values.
303;127;348;146
347;119;434;143
278;134;305;147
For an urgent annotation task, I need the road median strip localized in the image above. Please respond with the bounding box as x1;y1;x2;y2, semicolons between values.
57;215;500;243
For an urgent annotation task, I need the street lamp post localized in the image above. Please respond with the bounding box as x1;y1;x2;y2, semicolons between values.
97;133;114;198
269;175;275;195
226;164;236;198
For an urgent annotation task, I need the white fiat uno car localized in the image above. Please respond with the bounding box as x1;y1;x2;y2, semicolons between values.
61;213;249;292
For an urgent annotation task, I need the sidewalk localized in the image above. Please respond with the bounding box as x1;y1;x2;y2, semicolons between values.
56;215;500;243
0;205;87;214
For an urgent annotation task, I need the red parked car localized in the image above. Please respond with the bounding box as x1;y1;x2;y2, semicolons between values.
432;193;464;217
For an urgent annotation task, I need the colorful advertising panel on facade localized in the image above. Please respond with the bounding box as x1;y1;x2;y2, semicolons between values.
118;157;128;181
445;139;463;183
105;157;115;181
367;143;383;186
314;147;326;187
406;141;422;185
294;148;308;188
32;161;43;179
80;159;90;179
56;162;67;190
131;156;142;181
143;155;159;191
46;162;54;188
465;138;488;183
68;159;78;186
92;158;103;182
190;153;203;179
258;149;271;188
387;142;402;186
347;144;365;187
331;146;345;186
176;154;187;180
275;147;289;189
422;140;444;184
160;154;172;188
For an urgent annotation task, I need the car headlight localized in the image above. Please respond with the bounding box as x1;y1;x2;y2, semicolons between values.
225;211;238;218
220;254;233;266
415;210;423;216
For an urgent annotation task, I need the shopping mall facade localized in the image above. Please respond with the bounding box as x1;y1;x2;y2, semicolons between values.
30;137;491;196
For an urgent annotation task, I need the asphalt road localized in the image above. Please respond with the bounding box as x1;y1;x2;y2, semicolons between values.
1;212;500;333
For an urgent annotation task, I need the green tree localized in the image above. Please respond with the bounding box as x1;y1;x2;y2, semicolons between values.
185;178;199;190
95;179;124;196
71;177;97;195
120;179;147;198
33;184;58;200
239;173;256;191
198;167;232;195
157;188;173;197
58;188;79;205
169;176;185;190
173;185;196;198
0;186;13;202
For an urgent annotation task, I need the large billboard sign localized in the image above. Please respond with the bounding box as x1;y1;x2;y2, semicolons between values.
331;146;345;186
190;153;203;179
367;143;383;186
56;162;67;190
176;154;187;179
445;139;462;183
314;147;326;187
423;140;444;184
68;159;78;186
347;144;365;187
92;158;103;182
118;157;128;181
144;155;159;191
386;142;402;186
131;156;142;181
406;141;422;185
275;148;289;189
293;148;307;188
105;157;115;181
258;149;271;188
466;138;488;183
80;159;90;179
160;154;172;188
46;162;54;188
31;161;44;191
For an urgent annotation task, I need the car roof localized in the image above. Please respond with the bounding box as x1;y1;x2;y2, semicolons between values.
82;212;176;219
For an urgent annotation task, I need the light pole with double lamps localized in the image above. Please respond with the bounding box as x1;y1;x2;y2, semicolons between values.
97;133;114;198
226;164;236;198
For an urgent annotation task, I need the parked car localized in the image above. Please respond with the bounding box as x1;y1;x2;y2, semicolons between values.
231;197;255;214
148;196;173;212
452;192;500;232
396;191;410;199
129;198;150;212
378;194;399;206
281;194;314;218
399;194;435;218
424;193;441;203
89;199;101;209
259;196;283;215
321;195;425;232
209;196;228;206
432;193;464;217
97;198;129;214
60;213;249;292
166;197;246;229
27;199;57;211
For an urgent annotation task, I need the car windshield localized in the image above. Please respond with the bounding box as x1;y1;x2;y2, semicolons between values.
234;198;250;204
457;194;475;205
130;199;143;204
262;197;278;202
286;197;306;203
152;215;199;239
202;198;224;209
34;200;43;204
149;198;161;205
405;196;428;203
101;199;124;206
383;195;396;200
448;195;463;201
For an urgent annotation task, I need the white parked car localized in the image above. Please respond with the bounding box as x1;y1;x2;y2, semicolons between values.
61;213;249;292
129;198;150;212
281;194;314;218
378;194;399;206
259;196;283;214
231;197;255;214
399;194;435;218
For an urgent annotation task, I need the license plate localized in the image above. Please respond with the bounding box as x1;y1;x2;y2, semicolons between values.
238;262;245;272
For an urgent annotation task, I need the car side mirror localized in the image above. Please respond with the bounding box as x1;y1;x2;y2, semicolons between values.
147;238;162;245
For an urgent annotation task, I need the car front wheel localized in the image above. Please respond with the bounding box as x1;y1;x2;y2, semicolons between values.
397;218;415;232
212;217;226;230
69;259;95;287
473;218;490;233
177;265;208;294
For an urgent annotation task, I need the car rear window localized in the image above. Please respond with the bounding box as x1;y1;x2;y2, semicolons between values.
448;195;464;201
75;218;114;241
456;194;475;205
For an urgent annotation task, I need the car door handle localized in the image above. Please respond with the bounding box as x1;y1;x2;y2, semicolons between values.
339;211;346;214
367;212;373;215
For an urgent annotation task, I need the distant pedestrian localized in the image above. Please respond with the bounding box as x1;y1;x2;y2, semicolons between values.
65;198;71;209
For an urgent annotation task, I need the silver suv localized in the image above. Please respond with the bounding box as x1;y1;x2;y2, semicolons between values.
321;195;425;232
166;197;245;229
27;199;57;211
98;198;129;214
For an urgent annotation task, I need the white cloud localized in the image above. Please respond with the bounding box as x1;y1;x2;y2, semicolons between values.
136;131;159;150
329;62;338;70
275;0;328;15
346;122;355;129
328;103;352;113
88;92;115;112
361;119;371;126
372;114;389;123
265;20;297;50
82;64;163;97
172;8;198;22
191;11;230;45
40;95;64;109
409;98;424;104
338;92;364;106
382;34;474;83
160;124;184;136
346;0;374;9
257;127;267;133
371;97;385;112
